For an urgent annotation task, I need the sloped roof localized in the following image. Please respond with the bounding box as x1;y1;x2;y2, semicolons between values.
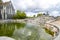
0;1;11;5
0;1;15;11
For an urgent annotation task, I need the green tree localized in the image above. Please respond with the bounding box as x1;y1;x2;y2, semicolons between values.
20;12;26;19
37;13;43;17
13;10;27;19
33;15;36;17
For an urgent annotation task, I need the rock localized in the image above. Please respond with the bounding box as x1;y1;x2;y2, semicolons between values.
0;36;15;40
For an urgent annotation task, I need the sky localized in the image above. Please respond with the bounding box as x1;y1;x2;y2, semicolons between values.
2;0;60;17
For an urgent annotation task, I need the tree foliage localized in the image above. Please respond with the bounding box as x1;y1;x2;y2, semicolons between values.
13;10;27;19
33;15;36;17
37;13;43;17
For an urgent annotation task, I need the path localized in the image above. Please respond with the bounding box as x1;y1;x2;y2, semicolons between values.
47;20;60;40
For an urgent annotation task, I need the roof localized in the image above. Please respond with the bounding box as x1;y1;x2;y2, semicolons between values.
0;1;15;10
0;1;11;5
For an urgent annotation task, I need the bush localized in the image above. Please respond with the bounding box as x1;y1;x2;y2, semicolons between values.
44;27;54;36
37;13;43;17
13;10;27;19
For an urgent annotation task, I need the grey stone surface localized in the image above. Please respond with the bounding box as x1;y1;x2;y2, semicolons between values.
0;36;15;40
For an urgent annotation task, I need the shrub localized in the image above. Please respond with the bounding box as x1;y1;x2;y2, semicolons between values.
44;27;54;36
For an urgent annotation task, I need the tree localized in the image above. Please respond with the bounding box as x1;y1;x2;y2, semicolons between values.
37;14;43;17
13;10;27;19
18;12;26;19
33;15;36;17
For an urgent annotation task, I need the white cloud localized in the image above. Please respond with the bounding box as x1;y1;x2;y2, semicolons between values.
25;12;37;17
50;11;60;17
12;0;60;10
37;0;60;9
12;0;36;10
2;0;10;2
2;0;60;10
2;0;60;16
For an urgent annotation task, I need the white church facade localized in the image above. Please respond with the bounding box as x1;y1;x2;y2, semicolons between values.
0;1;15;19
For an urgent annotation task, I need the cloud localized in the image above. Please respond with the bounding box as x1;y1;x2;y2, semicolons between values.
2;0;10;2
2;0;60;16
50;11;60;17
25;12;37;17
3;0;60;11
12;0;60;10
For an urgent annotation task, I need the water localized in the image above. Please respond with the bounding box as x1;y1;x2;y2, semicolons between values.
0;23;26;37
0;22;53;40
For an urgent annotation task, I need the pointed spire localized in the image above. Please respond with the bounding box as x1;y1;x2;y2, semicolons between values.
46;11;49;15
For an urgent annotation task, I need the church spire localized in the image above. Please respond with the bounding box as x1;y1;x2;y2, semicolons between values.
46;11;49;15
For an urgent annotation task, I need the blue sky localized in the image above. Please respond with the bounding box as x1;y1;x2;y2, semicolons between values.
2;0;60;17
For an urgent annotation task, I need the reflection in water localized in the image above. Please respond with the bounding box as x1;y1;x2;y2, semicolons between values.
13;23;53;40
0;23;26;37
0;23;53;40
